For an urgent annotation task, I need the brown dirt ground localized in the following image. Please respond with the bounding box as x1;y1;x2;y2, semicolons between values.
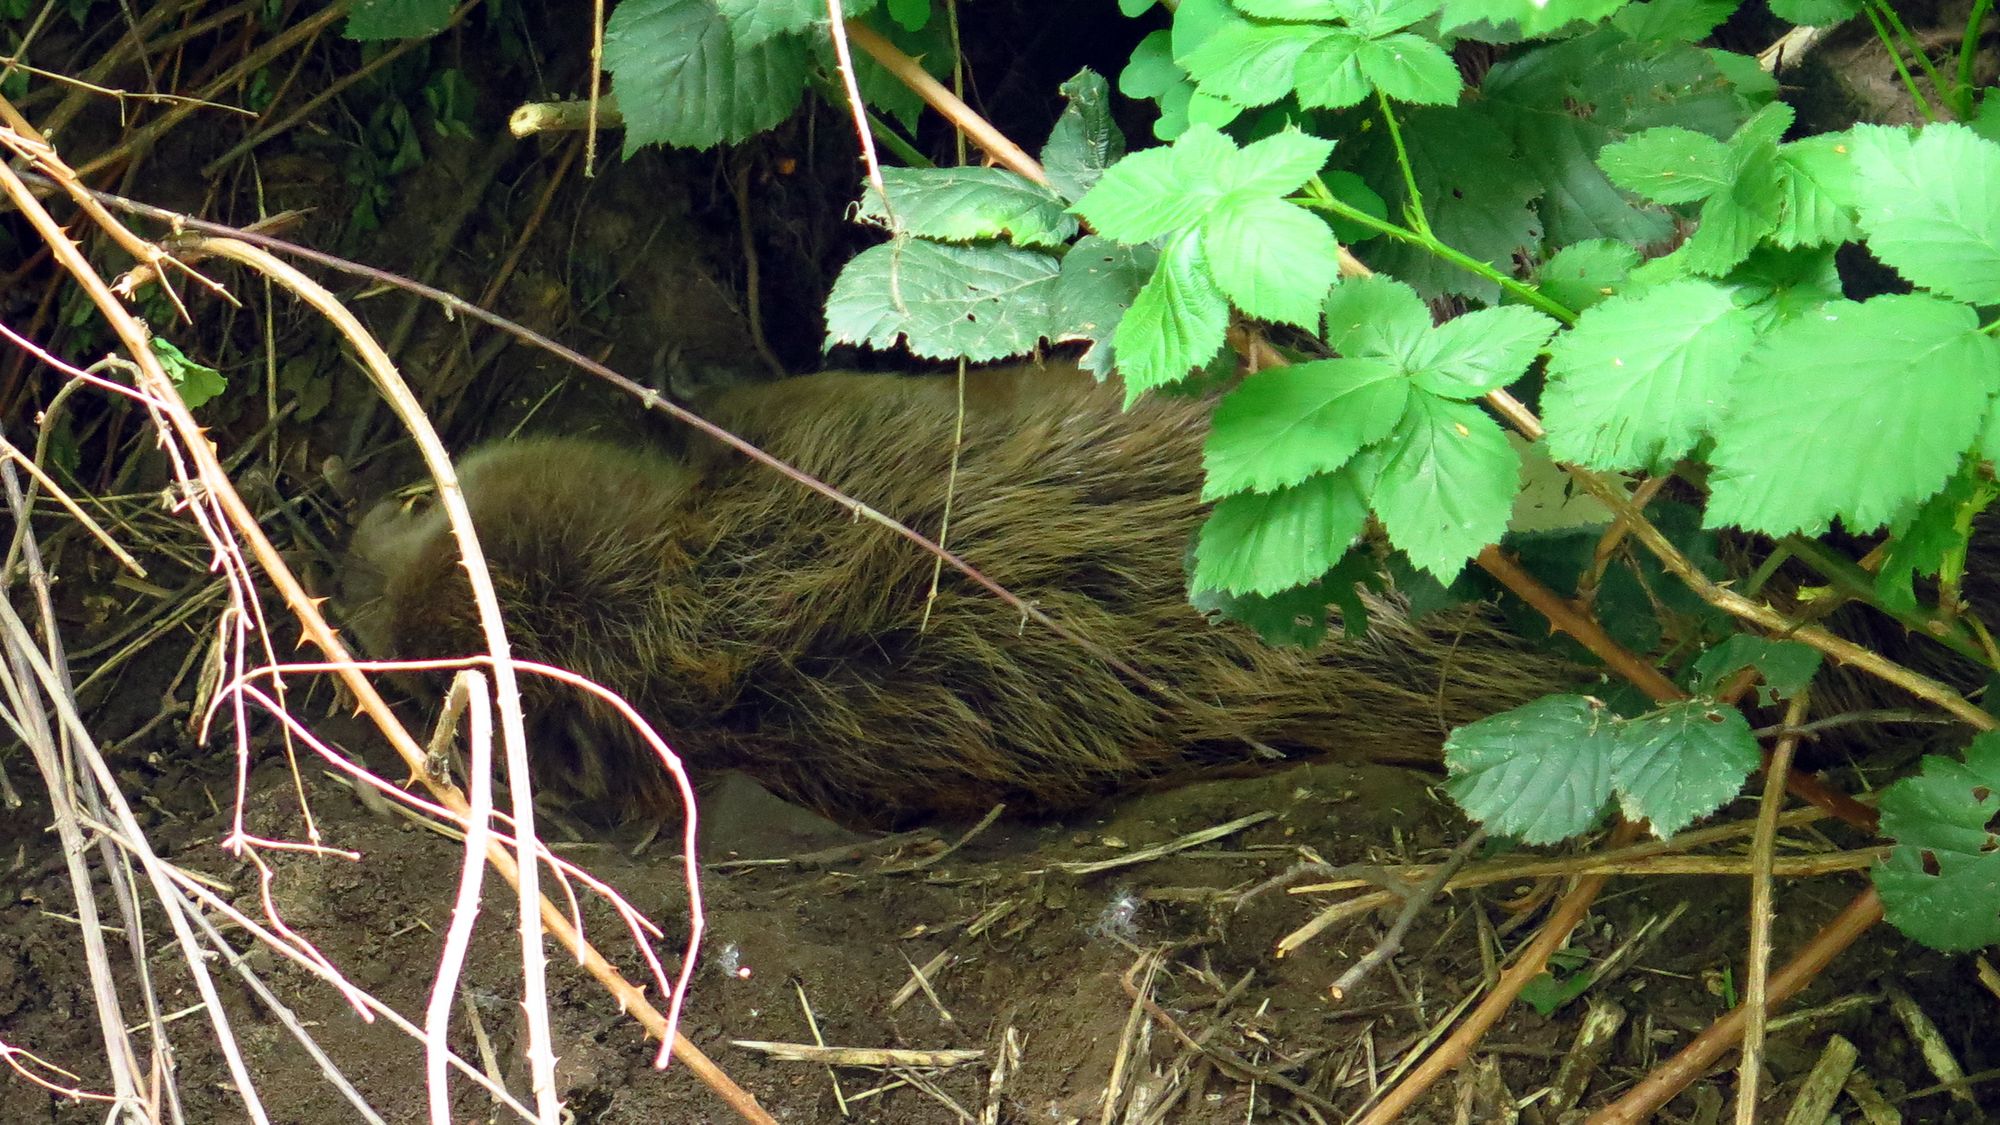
1;714;1992;1123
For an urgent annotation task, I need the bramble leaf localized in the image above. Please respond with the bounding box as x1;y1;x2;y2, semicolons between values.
859;167;1077;248
1598;126;1733;204
1707;295;2000;536
1041;70;1125;203
347;0;454;39
1354;32;1462;105
1544;279;1754;470
1203;194;1339;328
1874;735;2000;952
1445;695;1618;845
1851;123;2000;305
605;0;810;152
825;239;1061;361
1610;702;1760;837
1372;394;1520;581
1535;240;1639;312
1072;126;1234;241
1406;306;1557;398
1203;359;1409;496
1324;274;1432;359
1690;636;1823;702
1193;467;1373;594
1050;236;1157;375
1112;231;1231;396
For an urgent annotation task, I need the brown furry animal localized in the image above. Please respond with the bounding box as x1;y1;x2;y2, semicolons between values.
342;364;1582;821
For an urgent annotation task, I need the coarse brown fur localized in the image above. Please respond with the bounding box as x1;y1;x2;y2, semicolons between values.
342;363;1585;822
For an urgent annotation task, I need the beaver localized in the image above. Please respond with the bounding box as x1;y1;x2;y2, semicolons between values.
341;363;1584;822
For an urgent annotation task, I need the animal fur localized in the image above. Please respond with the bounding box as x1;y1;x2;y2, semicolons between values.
342;364;1582;821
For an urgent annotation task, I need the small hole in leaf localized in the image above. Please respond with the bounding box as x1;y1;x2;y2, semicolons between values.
1920;850;1942;877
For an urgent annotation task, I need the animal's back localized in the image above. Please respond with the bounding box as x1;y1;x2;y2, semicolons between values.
345;364;1579;820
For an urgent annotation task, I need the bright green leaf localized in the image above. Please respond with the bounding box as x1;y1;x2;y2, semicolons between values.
1537;240;1640;312
1355;32;1462;105
716;0;818;47
1598;126;1733;204
1193;468;1373;594
1769;0;1861;22
1180;21;1329;109
1225;128;1338;196
1708;295;2000;536
1611;0;1735;42
1327;0;1441;36
1544;279;1754;470
1851;123;2000;304
859;167;1076;248
1373;394;1520;581
1772;134;1857;247
1072;126;1234;241
150;339;226;409
1324;274;1431;358
1291;29;1372;109
1203;359;1410;496
1112;231;1232;397
1406;306;1557;398
1202;195;1339;328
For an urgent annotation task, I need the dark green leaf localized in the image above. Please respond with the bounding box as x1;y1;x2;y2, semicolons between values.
824;239;1061;360
1041;70;1124;203
1874;735;2000;951
346;0;454;39
1445;695;1619;845
1610;702;1759;837
606;0;810;152
859;167;1077;248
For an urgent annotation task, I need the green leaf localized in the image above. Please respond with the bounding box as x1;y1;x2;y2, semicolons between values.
150;339;226;409
1327;0;1441;37
1291;29;1373;109
1610;702;1759;837
1225;127;1338;196
1355;32;1462;105
1072;126;1234;241
1324;274;1432;358
1373;394;1520;581
1041;70;1124;203
1679;146;1781;277
1536;240;1640;312
1202;195;1339;328
1610;0;1735;42
1543;279;1754;470
1321;170;1390;244
1877;469;1986;613
1051;236;1158;375
1874;735;2000;952
605;0;810;152
1769;0;1861;22
859;167;1077;248
1690;636;1823;702
824;239;1061;361
1598;126;1733;204
1445;695;1618;845
1406;306;1557;399
1203;359;1410;496
1193;468;1373;594
1181;20;1329;109
1708;295;2000;536
1771;134;1857;247
1724;245;1842;330
716;0;818;47
1850;123;2000;305
346;0;454;39
887;0;929;29
1112;231;1232;397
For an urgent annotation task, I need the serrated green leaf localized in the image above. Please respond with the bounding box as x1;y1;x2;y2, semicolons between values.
1874;734;2000;952
1121;29;1184;99
1180;21;1329;108
1407;306;1557;398
1611;0;1735;42
1769;0;1861;22
716;0;817;47
1235;0;1344;17
1193;468;1373;594
1771;134;1857;247
346;0;454;39
150;339;226;409
1322;170;1390;243
1544;279;1754;470
1609;702;1759;837
1324;274;1432;358
1328;0;1441;36
1708;295;2000;536
1112;231;1232;397
1598;126;1733;204
1690;635;1823;701
1225;128;1338;196
1204;359;1409;497
605;0;810;152
1509;433;1620;533
1291;29;1372;109
859;167;1077;248
1445;695;1618;845
1851;123;2000;305
1041;70;1124;203
1072;126;1234;242
1537;240;1640;312
1202;195;1339;328
1051;236;1157;375
1724;245;1842;330
1374;394;1520;581
824;238;1061;361
1355;32;1462;105
1679;147;1781;277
